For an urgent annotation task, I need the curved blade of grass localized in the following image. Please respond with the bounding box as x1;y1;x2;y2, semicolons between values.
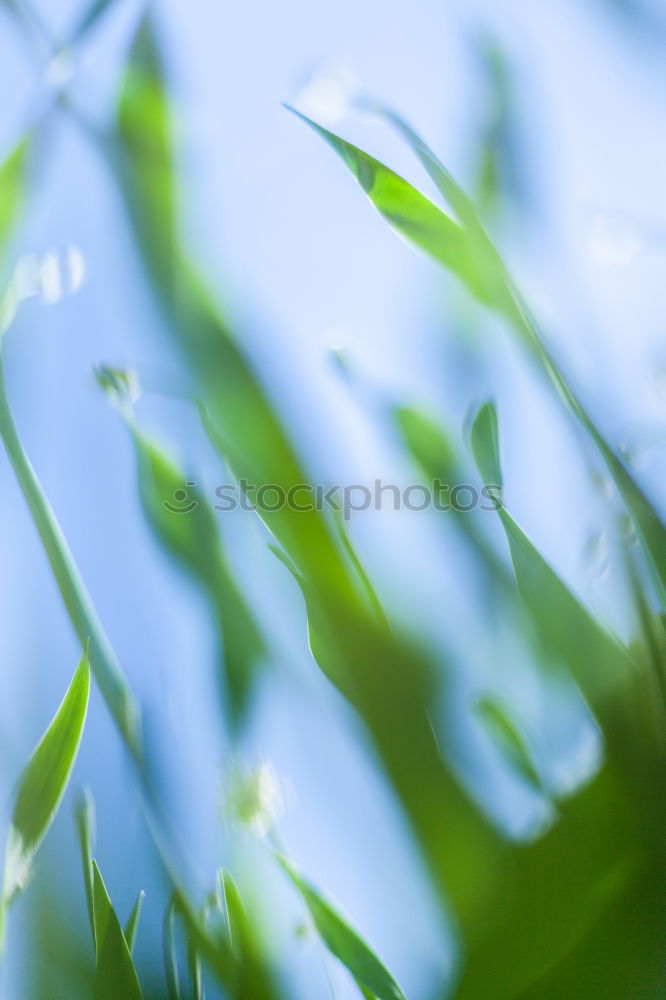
2;654;90;911
92;860;143;1000
275;854;406;1000
296;107;666;601
469;401;639;736
0;354;141;756
475;695;542;793
287;107;506;315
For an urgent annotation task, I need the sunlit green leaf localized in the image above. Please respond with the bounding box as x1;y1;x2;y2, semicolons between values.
0;138;28;254
2;655;90;905
116;15;176;292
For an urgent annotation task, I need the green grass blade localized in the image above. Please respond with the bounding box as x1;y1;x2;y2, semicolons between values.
75;789;96;945
116;14;176;295
287;108;506;315
394;404;512;591
276;854;406;1000
0;138;28;258
219;869;245;954
172;887;281;1000
0;355;141;756
163;898;182;1000
469;401;638;735
475;695;543;793
2;655;90;908
94;365;267;728
124;890;145;956
92;860;143;1000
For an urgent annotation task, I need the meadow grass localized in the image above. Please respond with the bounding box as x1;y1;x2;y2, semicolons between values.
0;4;664;999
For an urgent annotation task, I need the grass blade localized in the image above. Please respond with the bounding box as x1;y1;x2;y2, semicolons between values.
469;401;639;736
75;789;96;944
0;354;141;757
276;854;406;1000
92;860;143;1000
124;890;145;956
475;695;542;793
163;897;182;1000
96;366;266;726
2;654;90;910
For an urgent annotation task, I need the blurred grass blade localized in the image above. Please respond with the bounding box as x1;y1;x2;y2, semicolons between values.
475;695;542;793
471;36;527;218
172;886;281;1000
394;404;512;591
69;0;116;44
133;433;265;722
125;890;145;955
92;860;143;1000
163;898;182;1000
0;138;29;260
96;366;265;727
0;354;141;756
470;401;638;734
188;938;203;1000
75;789;96;943
276;854;406;1000
2;655;90;909
219;869;245;954
116;14;176;294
